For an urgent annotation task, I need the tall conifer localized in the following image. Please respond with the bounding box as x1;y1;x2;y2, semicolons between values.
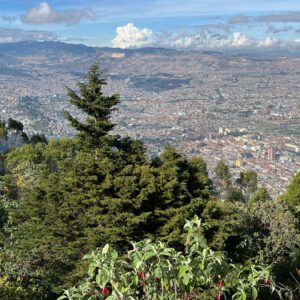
65;63;119;146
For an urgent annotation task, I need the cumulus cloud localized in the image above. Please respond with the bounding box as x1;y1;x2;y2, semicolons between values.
257;37;280;48
112;23;155;48
111;23;255;50
111;23;299;51
21;2;96;25
172;36;197;48
231;32;251;47
0;28;57;43
170;31;253;49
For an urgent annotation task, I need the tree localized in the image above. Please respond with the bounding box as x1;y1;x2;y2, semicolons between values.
236;170;258;201
241;200;300;297
278;172;300;212
215;160;231;190
7;118;24;133
30;134;48;145
225;187;244;202
152;146;212;247
241;200;299;265
248;185;271;208
201;199;244;257
64;63;120;147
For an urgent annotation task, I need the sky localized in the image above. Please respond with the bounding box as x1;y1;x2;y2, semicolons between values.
2;0;300;50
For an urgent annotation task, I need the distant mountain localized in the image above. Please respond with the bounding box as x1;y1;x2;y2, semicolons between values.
0;40;300;61
0;41;178;57
0;41;97;56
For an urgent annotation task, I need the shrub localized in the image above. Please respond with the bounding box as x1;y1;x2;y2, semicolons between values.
59;216;280;300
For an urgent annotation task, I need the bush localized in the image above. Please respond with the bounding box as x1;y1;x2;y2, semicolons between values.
59;216;281;300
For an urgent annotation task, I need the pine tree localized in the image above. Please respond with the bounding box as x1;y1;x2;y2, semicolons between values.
65;63;120;146
152;146;212;247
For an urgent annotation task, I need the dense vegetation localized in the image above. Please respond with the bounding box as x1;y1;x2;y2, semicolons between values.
0;64;299;299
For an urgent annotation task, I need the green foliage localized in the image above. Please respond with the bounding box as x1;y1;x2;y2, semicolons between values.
248;185;271;208
241;200;299;265
59;217;277;300
215;160;231;189
152;146;212;247
279;172;300;212
7;118;24;132
201;199;243;254
64;63;120;147
30;134;48;145
0;117;34;149
0;119;7;138
236;170;258;201
240;199;300;297
2;142;212;296
225;187;245;202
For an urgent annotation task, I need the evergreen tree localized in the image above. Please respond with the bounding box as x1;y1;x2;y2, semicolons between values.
152;146;212;247
201;199;243;254
64;63;120;147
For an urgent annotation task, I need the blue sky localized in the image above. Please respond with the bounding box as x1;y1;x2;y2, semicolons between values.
1;0;300;50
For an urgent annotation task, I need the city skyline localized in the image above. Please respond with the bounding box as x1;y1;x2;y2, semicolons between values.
1;1;300;50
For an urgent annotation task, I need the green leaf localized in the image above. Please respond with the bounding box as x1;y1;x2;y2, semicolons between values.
96;273;101;287
179;265;188;278
143;252;156;261
251;287;258;299
102;244;110;255
182;273;190;286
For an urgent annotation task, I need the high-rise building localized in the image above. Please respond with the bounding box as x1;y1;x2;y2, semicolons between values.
268;147;276;161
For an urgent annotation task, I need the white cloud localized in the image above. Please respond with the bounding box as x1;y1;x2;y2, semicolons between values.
257;37;279;47
21;2;96;25
172;36;198;48
294;37;300;43
112;23;155;48
111;23;296;51
171;31;252;49
231;32;251;47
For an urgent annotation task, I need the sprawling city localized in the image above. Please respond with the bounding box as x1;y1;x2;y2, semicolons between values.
0;41;299;196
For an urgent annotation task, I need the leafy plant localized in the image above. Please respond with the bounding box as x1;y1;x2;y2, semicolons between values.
59;216;278;300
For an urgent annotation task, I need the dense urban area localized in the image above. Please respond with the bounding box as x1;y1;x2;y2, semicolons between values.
0;41;299;196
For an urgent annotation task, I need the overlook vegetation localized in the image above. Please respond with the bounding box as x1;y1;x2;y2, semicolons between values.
0;64;299;299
